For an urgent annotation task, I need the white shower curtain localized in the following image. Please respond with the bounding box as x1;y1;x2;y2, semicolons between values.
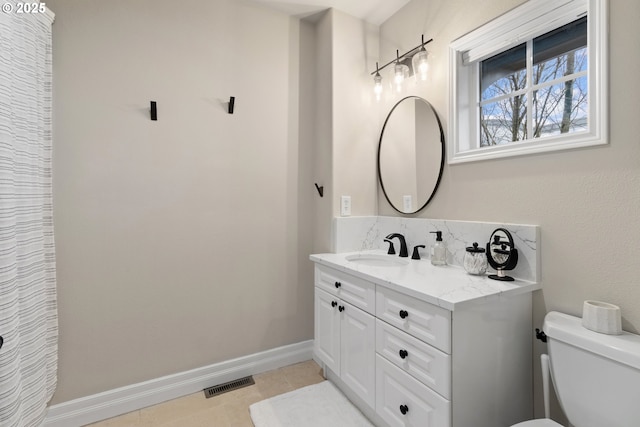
0;2;57;426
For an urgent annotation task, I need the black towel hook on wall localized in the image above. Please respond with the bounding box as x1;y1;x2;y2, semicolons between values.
314;183;324;197
150;101;157;121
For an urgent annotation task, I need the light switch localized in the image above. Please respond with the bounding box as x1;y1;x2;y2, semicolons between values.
341;196;351;216
403;195;412;212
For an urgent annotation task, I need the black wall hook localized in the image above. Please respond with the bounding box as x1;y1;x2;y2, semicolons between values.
314;183;324;197
228;96;235;114
150;101;157;121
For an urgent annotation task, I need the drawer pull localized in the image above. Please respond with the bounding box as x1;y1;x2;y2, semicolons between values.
399;349;409;359
399;404;409;415
331;301;337;308
399;309;409;319
338;305;345;312
335;281;342;289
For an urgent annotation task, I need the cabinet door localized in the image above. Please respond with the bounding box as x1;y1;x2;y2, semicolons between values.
340;301;376;409
314;287;340;373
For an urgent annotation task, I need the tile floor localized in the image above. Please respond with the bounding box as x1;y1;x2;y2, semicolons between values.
86;360;325;427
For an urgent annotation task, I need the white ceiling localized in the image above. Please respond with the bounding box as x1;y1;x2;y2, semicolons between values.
250;0;410;25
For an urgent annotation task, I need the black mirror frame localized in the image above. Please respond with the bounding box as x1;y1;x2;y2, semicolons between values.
377;96;445;214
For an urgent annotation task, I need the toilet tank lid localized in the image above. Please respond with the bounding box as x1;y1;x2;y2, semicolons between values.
543;311;640;370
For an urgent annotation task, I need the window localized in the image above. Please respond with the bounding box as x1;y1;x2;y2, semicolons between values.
448;0;607;163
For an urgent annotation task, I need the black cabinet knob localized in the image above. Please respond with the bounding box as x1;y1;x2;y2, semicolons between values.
338;305;345;312
331;301;337;308
400;404;409;415
399;349;409;359
335;281;342;289
399;309;409;319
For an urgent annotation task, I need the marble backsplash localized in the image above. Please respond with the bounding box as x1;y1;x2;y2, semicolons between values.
332;216;539;283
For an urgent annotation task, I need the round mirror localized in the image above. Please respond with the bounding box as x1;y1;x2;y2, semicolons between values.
378;96;445;214
486;228;519;281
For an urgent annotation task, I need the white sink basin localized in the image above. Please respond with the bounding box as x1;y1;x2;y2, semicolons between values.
345;253;409;267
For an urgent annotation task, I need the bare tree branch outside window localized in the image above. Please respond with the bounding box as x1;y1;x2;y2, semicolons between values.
479;20;588;148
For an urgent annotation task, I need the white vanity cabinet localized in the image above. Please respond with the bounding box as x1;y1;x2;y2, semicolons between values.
312;257;535;427
314;265;376;409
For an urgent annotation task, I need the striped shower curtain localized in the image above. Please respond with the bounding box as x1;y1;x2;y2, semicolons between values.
0;2;57;426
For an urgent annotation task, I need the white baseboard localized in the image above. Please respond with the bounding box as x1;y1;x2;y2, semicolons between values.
45;340;314;427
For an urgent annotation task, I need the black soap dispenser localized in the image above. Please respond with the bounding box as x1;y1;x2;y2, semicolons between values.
429;231;447;266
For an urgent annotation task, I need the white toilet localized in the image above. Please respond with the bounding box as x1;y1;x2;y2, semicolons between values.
512;311;640;427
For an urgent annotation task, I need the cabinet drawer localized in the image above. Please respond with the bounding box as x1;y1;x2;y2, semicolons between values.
376;355;451;427
376;319;451;399
376;286;451;353
315;265;375;314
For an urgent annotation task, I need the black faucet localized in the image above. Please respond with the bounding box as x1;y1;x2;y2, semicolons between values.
384;239;396;255
385;233;408;257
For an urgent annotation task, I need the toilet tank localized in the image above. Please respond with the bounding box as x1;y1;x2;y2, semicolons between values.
543;311;640;427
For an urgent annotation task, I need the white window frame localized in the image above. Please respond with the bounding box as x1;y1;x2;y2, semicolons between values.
448;0;608;164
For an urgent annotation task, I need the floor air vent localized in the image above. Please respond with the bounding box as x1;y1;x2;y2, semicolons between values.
203;375;255;398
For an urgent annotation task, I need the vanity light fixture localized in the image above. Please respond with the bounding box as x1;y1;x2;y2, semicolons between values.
371;35;433;98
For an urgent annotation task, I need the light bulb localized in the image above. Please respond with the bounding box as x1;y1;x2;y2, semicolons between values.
374;72;383;100
412;48;429;81
394;63;409;92
394;63;404;84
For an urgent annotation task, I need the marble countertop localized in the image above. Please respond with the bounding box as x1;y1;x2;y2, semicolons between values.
310;250;540;311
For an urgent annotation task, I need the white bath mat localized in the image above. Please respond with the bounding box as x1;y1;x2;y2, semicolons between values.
249;381;374;427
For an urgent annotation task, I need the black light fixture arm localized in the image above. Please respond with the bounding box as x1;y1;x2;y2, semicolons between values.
371;36;433;75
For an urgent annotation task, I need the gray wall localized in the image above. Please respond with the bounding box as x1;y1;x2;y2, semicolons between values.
377;0;640;420
48;0;315;403
380;0;640;331
310;9;380;250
